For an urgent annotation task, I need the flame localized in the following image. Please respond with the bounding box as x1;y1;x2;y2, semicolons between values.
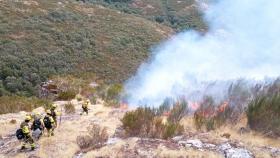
218;101;229;113
119;103;128;110
194;101;229;118
188;101;200;111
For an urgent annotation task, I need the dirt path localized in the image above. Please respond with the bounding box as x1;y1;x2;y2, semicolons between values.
0;100;125;158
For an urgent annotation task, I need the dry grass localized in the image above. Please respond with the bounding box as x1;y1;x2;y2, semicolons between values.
0;96;51;114
76;123;109;151
64;102;76;114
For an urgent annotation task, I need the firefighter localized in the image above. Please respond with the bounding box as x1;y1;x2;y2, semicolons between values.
31;112;44;140
80;99;90;115
20;115;35;150
43;110;55;137
50;104;60;127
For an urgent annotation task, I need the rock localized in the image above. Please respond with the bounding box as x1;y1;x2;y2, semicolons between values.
172;135;184;142
186;139;203;148
218;143;232;151
178;141;192;147
106;137;121;145
225;148;253;158
204;143;216;149
0;140;4;146
179;139;203;148
136;148;155;158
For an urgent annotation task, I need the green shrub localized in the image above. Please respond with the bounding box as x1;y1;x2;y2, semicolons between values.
162;122;184;139
247;94;280;136
104;100;120;107
121;107;155;137
121;104;185;139
106;84;123;101
57;90;76;101
168;100;188;123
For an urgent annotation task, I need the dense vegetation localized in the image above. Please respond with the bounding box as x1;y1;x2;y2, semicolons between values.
247;79;280;137
121;101;187;139
0;0;172;97
87;0;207;31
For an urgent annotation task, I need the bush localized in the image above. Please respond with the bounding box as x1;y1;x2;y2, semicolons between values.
121;107;155;137
247;94;280;136
105;84;123;101
76;123;108;151
57;90;76;101
121;104;185;139
168;100;188;123
104;99;120;107
64;102;76;114
193;96;232;131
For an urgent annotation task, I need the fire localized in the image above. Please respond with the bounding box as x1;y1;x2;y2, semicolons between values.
188;101;200;111
218;101;229;113
119;103;128;110
194;101;229;118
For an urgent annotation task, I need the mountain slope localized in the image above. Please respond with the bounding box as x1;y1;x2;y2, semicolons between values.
0;0;172;96
87;0;207;31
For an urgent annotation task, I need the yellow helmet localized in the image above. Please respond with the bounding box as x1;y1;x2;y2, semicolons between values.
25;115;32;121
46;110;52;115
51;104;57;109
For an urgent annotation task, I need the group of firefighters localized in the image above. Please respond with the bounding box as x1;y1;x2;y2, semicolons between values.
17;99;90;151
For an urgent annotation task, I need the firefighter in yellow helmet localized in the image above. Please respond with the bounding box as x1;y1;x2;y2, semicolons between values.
50;104;60;127
20;115;35;150
31;112;44;140
43;110;55;137
80;99;90;115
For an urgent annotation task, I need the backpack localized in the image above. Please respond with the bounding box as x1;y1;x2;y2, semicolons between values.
43;116;52;129
32;119;42;130
16;129;24;140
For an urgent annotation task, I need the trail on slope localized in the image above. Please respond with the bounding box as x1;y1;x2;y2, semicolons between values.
0;100;124;158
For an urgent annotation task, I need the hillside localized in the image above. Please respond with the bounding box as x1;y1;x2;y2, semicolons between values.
87;0;207;31
0;0;172;96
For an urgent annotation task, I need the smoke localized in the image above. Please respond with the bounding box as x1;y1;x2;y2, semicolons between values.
124;0;280;107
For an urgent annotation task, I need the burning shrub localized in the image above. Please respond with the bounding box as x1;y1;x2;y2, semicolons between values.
76;123;108;151
156;98;173;115
64;102;75;114
121;103;185;139
194;96;233;131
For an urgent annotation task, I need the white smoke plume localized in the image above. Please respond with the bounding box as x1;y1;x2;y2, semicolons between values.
124;0;280;107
